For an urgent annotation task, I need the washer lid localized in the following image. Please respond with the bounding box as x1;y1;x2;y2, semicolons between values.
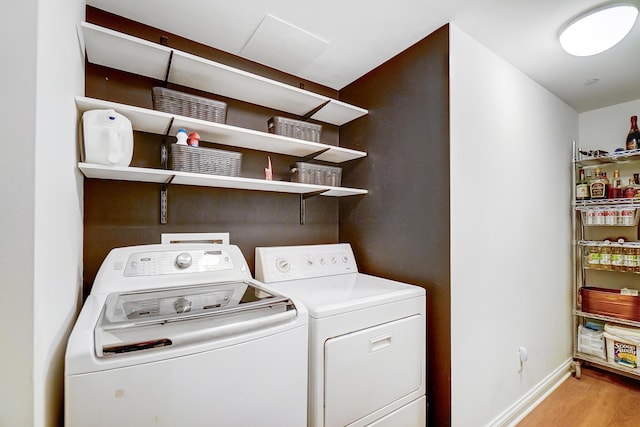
264;273;424;318
94;281;296;357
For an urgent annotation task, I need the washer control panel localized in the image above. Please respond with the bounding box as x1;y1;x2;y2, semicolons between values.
255;243;358;283
124;249;233;276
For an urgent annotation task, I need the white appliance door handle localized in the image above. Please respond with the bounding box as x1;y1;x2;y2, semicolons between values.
369;334;392;352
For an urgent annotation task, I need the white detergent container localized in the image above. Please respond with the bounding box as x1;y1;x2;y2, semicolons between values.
82;109;133;166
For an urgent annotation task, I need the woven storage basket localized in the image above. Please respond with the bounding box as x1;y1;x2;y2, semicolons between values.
170;144;241;176
152;87;228;123
268;116;322;143
290;162;341;186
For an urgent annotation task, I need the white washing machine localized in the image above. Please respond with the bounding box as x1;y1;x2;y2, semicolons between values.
65;243;308;427
255;243;426;427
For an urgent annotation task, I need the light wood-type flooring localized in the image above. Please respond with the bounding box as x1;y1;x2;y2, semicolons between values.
517;366;640;426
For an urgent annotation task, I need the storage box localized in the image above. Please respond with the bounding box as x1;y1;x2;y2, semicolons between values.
290;162;341;186
152;87;228;123
170;144;241;176
604;324;640;370
577;324;606;359
580;287;640;322
268;116;322;143
580;208;639;226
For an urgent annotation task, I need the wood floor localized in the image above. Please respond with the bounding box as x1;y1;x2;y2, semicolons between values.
517;366;640;426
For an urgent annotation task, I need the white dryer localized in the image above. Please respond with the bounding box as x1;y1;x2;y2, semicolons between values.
65;243;308;427
255;243;426;427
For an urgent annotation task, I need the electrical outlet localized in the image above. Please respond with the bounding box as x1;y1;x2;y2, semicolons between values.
517;346;528;371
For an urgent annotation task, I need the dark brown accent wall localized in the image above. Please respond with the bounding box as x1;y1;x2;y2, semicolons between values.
83;6;450;426
339;25;452;427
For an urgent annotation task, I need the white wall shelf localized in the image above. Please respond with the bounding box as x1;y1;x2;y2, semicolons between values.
75;97;366;163
79;21;368;225
80;22;368;126
78;163;368;197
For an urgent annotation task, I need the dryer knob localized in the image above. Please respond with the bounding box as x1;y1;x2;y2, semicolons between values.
175;252;193;269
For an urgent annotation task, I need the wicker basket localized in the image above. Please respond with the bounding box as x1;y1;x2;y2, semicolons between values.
152;87;228;123
170;144;241;176
290;162;341;186
268;116;322;143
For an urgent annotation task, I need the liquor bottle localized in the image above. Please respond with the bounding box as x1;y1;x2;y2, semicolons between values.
576;168;590;200
589;168;606;199
609;169;622;199
601;170;610;198
624;178;637;198
626;115;640;151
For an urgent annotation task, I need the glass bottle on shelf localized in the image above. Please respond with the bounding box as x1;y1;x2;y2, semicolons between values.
623;245;633;272
612;244;625;271
626;115;640;151
576;168;590;200
590;168;606;199
624;178;637;198
585;245;601;267
609;169;622;199
634;247;640;273
600;240;612;270
602;171;610;198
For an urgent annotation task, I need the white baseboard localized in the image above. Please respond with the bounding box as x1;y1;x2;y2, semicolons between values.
488;358;573;427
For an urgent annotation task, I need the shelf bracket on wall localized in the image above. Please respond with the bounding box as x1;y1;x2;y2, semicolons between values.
160;119;175;225
161;117;175;169
160;175;175;225
300;147;330;162
300;190;328;225
300;100;330;121
162;50;174;88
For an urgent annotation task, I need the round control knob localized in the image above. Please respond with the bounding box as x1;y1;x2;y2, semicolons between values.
174;297;192;314
276;257;291;273
175;252;193;269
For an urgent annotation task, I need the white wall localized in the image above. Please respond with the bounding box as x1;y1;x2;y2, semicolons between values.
449;25;577;426
0;1;38;424
33;0;85;425
0;0;85;426
579;99;640;153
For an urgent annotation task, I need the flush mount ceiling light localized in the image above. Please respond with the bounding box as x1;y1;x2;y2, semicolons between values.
559;3;639;56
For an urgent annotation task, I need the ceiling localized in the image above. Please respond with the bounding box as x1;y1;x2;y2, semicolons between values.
86;0;640;113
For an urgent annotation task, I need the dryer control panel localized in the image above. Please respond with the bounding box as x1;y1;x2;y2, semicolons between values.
255;243;358;282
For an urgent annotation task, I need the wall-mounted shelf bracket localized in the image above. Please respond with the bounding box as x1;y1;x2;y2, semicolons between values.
160;175;175;224
162;50;174;87
161;117;175;169
300;99;330;121
300;190;328;225
301;147;331;162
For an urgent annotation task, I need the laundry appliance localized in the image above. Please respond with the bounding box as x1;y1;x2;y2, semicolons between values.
255;243;426;427
65;243;308;427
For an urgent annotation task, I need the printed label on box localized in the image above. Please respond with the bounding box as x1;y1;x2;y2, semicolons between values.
613;340;638;368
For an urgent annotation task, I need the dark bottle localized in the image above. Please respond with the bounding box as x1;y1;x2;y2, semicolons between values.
626;115;640;151
576;168;589;200
609;169;622;199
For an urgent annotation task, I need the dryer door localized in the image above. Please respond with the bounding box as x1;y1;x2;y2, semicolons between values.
323;314;424;426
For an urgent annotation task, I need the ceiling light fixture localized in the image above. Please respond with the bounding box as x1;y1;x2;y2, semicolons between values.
559;3;638;56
